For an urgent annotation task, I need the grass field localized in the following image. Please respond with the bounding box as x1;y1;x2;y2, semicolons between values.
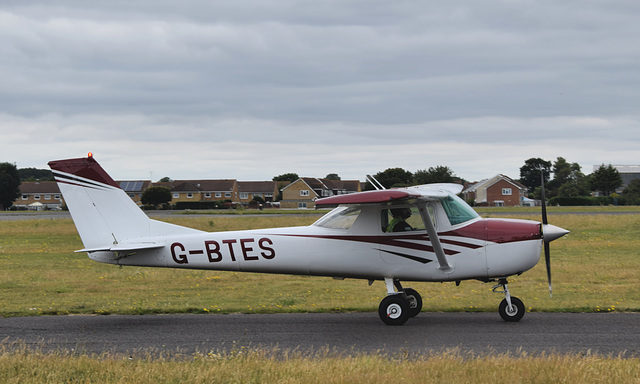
0;210;639;317
1;210;639;382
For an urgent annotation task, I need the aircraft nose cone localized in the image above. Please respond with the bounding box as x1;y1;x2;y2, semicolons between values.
543;224;569;243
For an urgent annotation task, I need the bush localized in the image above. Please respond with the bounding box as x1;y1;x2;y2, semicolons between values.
548;196;614;206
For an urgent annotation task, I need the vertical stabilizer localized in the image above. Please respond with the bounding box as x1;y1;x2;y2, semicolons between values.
49;155;199;251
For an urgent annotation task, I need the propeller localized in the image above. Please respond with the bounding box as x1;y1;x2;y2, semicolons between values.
540;171;570;298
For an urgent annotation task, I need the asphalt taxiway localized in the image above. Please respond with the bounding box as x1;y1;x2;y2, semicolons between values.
1;312;638;357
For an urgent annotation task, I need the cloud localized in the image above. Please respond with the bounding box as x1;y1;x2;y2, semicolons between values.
1;1;639;183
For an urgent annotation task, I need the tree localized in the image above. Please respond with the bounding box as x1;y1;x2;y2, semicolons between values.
369;168;413;189
550;157;589;198
18;168;54;181
273;173;299;182
325;173;341;180
519;158;552;193
0;162;21;210
141;186;172;209
591;164;623;196
158;176;173;182
413;166;456;184
622;179;640;205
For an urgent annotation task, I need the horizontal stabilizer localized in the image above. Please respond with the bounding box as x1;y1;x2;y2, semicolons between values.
77;242;165;253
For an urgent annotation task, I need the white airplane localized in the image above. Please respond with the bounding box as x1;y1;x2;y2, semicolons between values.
49;154;569;325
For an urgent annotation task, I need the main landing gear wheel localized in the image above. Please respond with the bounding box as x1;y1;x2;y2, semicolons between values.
378;295;410;326
498;297;525;322
403;288;422;318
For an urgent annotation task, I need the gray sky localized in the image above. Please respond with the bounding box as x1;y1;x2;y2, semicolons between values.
2;0;639;182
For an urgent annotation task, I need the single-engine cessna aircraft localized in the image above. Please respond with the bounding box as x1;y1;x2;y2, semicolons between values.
49;154;569;325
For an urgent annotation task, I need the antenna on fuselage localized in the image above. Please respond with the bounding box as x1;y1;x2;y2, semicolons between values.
366;174;386;190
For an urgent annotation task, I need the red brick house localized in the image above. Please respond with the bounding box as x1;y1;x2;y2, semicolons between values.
462;175;527;207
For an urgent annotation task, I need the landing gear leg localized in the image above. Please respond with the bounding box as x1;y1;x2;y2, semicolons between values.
378;278;422;325
493;279;525;322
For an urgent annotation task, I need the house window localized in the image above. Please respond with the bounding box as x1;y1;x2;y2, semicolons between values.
240;193;248;199
298;202;307;209
502;188;512;196
22;195;28;200
34;195;40;200
225;192;231;198
215;192;222;198
173;193;180;198
265;193;273;198
44;195;51;200
187;193;194;198
54;195;61;200
204;192;211;198
300;190;310;197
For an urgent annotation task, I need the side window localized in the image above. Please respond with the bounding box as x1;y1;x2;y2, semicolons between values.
382;206;432;233
315;207;361;229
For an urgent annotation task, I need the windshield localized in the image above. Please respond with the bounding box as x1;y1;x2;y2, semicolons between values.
314;206;361;230
441;193;479;225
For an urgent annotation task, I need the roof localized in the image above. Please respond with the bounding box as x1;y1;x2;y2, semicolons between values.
463;174;524;194
19;181;60;194
118;180;151;192
281;177;360;193
237;181;277;193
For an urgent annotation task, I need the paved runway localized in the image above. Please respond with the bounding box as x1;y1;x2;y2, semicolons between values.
1;312;638;357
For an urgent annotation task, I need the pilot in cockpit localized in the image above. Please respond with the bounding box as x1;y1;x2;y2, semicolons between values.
387;207;413;232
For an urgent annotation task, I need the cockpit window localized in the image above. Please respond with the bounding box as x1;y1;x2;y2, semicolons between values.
314;207;361;230
441;193;479;225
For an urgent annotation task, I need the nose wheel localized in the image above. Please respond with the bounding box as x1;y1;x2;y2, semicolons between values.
494;279;525;322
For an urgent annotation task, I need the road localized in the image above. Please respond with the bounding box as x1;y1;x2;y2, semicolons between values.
1;312;638;357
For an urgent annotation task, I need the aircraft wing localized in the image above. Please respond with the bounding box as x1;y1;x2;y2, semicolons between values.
315;189;422;207
315;183;463;207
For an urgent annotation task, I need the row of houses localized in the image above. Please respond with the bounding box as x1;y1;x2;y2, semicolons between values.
15;174;531;211
15;177;366;210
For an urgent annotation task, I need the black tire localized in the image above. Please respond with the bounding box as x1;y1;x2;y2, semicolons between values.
498;297;525;322
403;288;423;318
378;295;410;325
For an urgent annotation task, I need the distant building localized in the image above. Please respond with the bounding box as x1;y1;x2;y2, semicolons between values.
594;165;640;191
157;180;239;205
17;181;63;210
462;175;527;207
118;180;151;206
280;178;361;209
237;181;279;206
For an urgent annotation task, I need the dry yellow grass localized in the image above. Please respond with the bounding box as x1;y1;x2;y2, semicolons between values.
0;344;638;384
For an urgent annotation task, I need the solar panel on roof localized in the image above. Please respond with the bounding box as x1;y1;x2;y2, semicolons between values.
120;181;144;192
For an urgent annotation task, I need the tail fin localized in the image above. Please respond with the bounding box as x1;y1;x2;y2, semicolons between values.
49;155;201;252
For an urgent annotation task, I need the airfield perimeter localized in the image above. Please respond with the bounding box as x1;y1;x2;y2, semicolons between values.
1;209;639;357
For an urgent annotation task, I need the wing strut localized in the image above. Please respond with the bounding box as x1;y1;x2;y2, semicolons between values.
417;204;454;274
